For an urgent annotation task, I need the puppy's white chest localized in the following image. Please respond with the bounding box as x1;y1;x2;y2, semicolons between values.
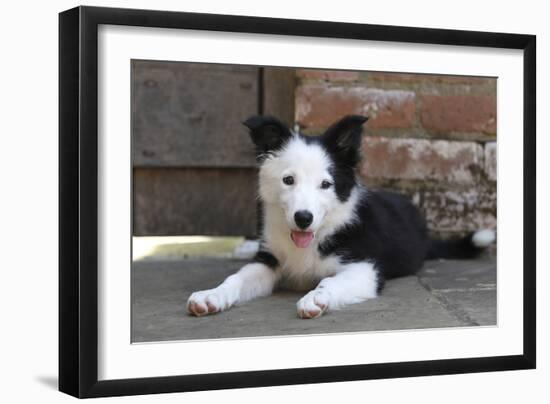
268;234;339;288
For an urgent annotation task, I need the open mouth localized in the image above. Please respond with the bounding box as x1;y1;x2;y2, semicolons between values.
290;230;314;248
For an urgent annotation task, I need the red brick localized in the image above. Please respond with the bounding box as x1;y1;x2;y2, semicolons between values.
420;95;496;134
370;72;492;85
296;84;415;129
412;188;496;233
360;137;483;184
296;69;359;81
484;142;497;181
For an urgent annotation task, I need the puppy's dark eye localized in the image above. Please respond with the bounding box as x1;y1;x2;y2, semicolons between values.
283;176;294;185
321;180;332;189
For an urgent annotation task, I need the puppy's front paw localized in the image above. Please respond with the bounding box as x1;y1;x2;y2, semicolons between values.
187;289;230;317
297;289;330;319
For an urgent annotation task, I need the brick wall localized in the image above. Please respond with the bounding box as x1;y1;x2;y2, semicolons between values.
295;69;497;238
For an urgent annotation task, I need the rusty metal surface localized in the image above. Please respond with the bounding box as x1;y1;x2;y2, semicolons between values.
263;67;296;127
132;60;259;167
133;168;258;236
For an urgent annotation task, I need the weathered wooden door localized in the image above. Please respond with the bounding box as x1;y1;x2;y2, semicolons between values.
132;60;294;236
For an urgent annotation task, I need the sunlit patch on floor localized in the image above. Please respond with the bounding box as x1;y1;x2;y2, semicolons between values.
132;236;246;261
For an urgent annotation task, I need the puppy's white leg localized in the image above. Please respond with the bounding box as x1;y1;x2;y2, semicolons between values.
297;262;379;319
187;263;280;316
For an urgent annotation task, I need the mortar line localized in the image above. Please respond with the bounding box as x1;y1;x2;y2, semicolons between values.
416;276;480;327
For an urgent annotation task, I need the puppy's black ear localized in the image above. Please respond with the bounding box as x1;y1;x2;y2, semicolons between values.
322;115;368;167
243;115;293;158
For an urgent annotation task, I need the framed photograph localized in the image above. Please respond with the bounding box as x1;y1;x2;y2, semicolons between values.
59;6;536;398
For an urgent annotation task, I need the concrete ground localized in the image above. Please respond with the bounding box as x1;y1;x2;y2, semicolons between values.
131;256;496;343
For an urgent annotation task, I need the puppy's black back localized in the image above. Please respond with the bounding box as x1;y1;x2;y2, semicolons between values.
318;189;430;281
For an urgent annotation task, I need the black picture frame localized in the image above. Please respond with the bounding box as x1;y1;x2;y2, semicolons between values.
59;5;536;398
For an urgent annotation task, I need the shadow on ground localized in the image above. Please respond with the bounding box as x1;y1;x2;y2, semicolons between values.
35;376;58;390
131;257;496;343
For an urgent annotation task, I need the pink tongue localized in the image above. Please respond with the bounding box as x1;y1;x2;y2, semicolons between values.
290;231;314;248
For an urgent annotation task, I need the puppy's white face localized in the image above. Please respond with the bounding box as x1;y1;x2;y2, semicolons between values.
245;114;368;249
259;136;340;247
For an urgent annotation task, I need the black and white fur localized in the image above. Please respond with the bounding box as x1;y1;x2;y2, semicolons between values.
187;115;495;319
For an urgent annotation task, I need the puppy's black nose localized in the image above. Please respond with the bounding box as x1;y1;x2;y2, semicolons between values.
294;210;313;229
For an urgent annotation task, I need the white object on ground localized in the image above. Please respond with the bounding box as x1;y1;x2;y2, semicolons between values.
233;239;260;259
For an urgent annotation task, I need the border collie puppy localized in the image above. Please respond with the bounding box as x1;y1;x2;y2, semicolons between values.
187;115;495;319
